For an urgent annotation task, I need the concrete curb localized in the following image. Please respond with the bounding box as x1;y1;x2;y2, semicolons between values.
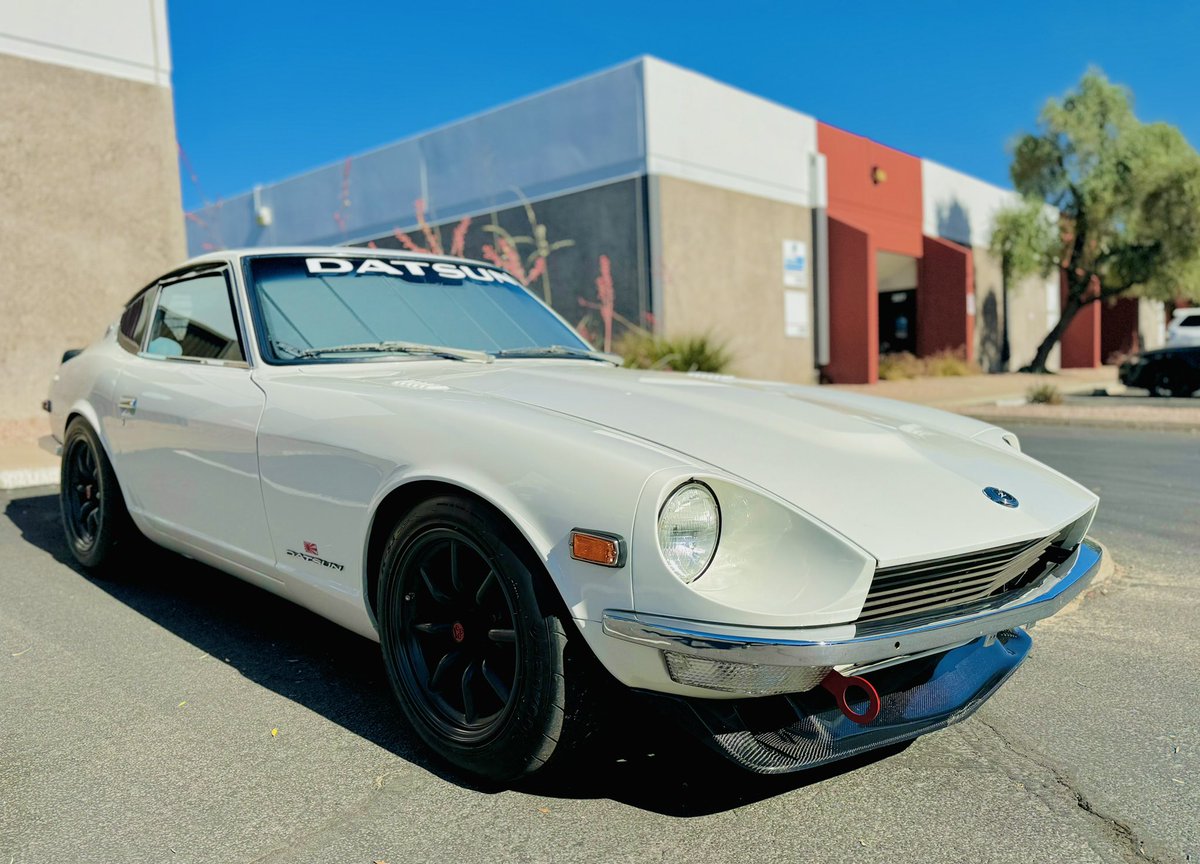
0;466;59;491
927;380;1120;410
958;410;1200;433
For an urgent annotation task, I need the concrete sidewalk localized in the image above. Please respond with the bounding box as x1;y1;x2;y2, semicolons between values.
962;400;1200;432
828;366;1200;431
826;366;1119;408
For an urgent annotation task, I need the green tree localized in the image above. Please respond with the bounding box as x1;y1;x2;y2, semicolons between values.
990;69;1200;372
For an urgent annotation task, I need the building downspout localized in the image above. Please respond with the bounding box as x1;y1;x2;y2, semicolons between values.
810;153;831;373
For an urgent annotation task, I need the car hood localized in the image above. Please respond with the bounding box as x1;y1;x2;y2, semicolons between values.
333;361;1098;566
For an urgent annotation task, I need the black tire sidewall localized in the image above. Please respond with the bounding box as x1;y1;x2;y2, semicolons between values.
59;418;130;570
378;496;566;781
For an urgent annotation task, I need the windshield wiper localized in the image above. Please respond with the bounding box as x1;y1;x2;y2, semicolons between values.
492;345;621;364
272;339;490;362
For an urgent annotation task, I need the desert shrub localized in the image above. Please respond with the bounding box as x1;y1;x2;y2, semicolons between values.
1026;382;1063;405
924;350;979;377
616;332;732;373
878;352;922;380
878;349;980;380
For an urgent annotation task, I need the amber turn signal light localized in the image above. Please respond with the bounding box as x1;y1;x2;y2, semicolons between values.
570;530;625;567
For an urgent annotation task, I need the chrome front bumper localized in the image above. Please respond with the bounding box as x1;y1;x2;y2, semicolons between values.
661;629;1033;774
603;539;1101;686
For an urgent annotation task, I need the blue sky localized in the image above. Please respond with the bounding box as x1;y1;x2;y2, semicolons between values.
170;1;1200;212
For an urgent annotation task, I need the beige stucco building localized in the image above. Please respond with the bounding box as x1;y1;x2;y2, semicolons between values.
0;0;185;437
188;57;1162;386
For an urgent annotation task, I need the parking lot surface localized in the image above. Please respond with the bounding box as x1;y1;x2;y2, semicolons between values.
1;424;1196;863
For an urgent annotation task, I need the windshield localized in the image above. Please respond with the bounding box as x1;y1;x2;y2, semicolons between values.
246;255;590;362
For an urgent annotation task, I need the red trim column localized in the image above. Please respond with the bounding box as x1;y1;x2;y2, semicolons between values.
817;123;924;258
826;217;877;384
1060;273;1101;368
917;235;974;360
1100;297;1139;362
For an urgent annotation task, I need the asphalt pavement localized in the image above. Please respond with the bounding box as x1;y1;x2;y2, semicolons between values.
1;424;1196;863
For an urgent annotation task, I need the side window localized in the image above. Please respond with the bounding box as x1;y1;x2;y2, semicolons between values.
146;273;245;362
117;290;152;354
1179;314;1200;328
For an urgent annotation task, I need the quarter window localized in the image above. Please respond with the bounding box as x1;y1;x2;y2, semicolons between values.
117;291;152;354
146;273;245;362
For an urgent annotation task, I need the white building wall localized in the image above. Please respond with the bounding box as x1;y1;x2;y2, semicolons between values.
642;57;819;207
920;159;1022;248
1139;298;1167;350
0;0;171;86
922;158;1063;366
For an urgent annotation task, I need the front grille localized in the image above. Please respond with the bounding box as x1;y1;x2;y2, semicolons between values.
857;534;1074;628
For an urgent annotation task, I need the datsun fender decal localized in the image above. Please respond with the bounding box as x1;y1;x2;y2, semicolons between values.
286;542;345;571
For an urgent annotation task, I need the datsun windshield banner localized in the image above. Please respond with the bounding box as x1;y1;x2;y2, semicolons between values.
304;256;523;285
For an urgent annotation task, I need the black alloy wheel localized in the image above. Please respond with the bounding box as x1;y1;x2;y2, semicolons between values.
63;436;101;551
394;529;521;740
59;417;136;570
378;495;601;782
1151;368;1175;397
1151;367;1193;398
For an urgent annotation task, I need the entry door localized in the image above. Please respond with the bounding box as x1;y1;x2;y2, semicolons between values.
106;270;274;573
879;290;917;355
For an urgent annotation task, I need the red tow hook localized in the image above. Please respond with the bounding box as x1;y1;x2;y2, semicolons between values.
820;670;881;725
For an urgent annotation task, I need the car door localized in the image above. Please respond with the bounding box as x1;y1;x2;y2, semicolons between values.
106;265;275;573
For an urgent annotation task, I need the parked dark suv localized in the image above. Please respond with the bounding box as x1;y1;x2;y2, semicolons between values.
1119;346;1200;397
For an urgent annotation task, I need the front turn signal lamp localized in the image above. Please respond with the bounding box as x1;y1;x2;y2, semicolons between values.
570;530;626;567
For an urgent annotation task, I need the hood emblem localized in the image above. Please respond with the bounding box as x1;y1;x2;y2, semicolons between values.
983;487;1019;508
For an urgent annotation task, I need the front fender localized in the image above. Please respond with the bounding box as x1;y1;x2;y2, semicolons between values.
253;375;692;640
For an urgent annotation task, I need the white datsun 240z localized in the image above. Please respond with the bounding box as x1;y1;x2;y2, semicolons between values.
46;248;1102;781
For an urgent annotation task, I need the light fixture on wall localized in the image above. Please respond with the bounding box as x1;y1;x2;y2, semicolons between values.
871;166;888;185
253;184;273;227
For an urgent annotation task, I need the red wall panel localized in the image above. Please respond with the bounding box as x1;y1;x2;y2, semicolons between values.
1100;296;1138;362
818;123;924;258
1060;273;1102;368
826;217;877;384
917;235;975;360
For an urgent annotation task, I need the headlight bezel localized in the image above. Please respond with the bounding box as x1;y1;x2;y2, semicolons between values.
656;479;722;584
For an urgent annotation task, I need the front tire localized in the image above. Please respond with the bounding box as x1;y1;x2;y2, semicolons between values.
59;417;136;570
377;495;593;782
1151;367;1191;398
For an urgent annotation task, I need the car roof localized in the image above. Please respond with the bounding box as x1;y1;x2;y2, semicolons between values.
123;246;517;307
183;246;496;269
1144;345;1200;357
1171;307;1198;318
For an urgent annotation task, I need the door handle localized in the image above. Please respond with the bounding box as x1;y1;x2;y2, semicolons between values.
118;396;138;416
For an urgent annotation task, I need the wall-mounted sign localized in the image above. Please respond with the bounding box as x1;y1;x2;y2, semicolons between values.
784;290;809;339
782;239;808;289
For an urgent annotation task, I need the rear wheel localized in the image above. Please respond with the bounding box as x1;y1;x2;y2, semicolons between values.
59;417;136;570
377;495;596;782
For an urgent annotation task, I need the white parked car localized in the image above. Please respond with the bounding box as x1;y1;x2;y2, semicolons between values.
1166;307;1200;348
45;248;1102;781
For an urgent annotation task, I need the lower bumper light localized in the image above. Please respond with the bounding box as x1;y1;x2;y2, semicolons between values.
663;652;830;696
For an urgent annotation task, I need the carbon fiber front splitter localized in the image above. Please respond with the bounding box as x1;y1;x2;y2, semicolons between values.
659;629;1031;774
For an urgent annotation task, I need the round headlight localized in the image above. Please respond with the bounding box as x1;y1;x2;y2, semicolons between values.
657;482;721;583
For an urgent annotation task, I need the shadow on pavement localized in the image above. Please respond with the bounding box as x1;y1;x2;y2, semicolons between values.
4;490;902;817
